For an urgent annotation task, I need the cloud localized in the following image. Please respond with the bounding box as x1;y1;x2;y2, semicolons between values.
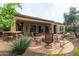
1;3;79;23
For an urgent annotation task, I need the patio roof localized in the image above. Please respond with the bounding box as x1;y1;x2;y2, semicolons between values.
15;13;63;25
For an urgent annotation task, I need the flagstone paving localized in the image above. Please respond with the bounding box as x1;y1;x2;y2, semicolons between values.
29;38;74;55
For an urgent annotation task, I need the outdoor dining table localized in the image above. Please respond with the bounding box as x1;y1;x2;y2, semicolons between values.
2;31;22;40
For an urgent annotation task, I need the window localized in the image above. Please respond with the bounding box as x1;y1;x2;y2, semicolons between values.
60;26;64;33
30;25;36;33
16;22;23;31
16;22;23;34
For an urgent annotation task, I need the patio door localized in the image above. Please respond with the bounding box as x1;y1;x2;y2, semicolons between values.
38;26;43;33
30;25;36;33
45;26;49;33
16;22;23;34
54;25;57;34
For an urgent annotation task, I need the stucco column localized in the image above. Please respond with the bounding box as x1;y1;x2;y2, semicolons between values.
36;25;38;33
10;22;16;32
51;23;54;33
56;24;60;33
49;25;52;33
43;25;45;34
23;22;26;36
28;24;30;35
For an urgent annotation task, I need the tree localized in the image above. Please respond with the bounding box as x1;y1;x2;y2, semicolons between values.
64;7;79;38
0;3;22;30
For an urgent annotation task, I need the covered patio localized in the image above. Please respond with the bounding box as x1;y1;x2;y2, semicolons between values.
16;20;52;36
15;13;64;37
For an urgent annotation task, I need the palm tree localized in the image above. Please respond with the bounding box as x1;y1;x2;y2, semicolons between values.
64;7;79;38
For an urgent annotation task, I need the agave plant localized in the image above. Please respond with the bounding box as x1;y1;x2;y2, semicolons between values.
11;39;31;55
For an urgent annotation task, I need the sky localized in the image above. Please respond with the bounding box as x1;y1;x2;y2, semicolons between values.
17;3;79;23
1;3;79;23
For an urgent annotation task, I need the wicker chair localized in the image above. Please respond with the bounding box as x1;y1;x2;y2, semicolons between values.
42;33;53;46
0;32;3;39
0;32;3;36
59;34;65;47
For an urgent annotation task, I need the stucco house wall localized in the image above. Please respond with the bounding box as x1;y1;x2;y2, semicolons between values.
10;13;64;36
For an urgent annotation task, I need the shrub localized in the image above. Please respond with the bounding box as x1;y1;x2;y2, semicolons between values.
76;26;79;32
47;53;64;56
74;48;79;56
11;39;31;55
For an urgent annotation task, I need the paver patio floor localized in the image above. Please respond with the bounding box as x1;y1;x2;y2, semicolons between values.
29;38;74;55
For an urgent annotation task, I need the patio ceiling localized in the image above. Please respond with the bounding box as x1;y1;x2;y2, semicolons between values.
15;16;53;25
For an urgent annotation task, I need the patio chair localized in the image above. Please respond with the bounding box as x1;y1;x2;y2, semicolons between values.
30;32;39;43
7;35;14;40
53;34;59;43
16;34;23;39
33;37;42;45
3;33;14;40
58;34;65;48
0;32;3;37
42;33;53;47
